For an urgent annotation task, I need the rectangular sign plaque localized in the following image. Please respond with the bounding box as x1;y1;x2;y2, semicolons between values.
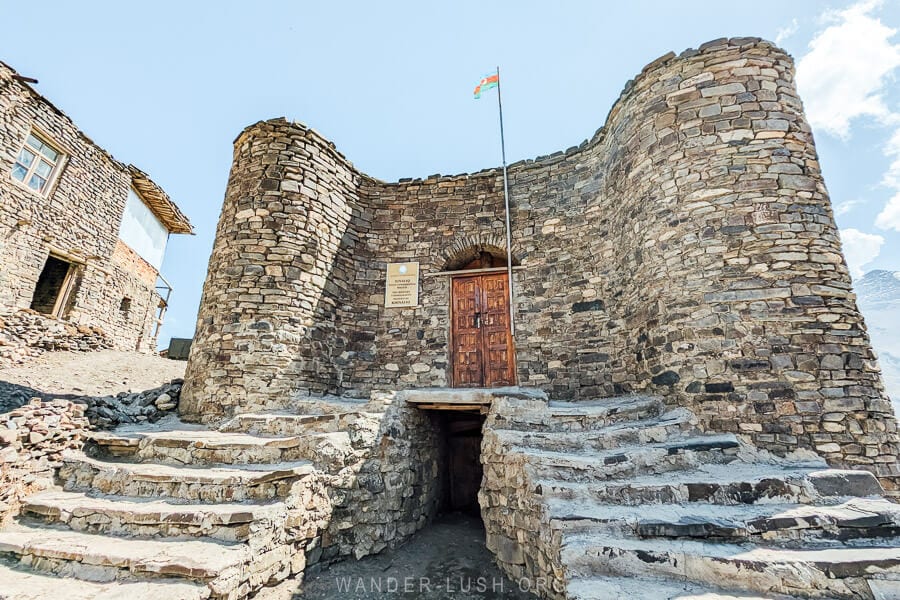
385;262;420;308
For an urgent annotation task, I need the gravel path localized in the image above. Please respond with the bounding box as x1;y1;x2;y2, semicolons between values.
0;350;185;397
259;513;538;600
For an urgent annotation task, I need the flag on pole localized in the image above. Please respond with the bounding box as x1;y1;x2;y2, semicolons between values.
474;73;499;99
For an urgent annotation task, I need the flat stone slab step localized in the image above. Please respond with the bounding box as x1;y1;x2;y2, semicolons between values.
567;575;798;599
0;557;210;600
497;408;697;451
547;394;663;414
510;433;741;463
22;490;285;542
220;412;356;435
136;430;316;466
287;395;373;415
86;431;142;458
60;451;316;501
562;534;900;598
140;430;306;449
0;522;247;588
536;463;881;506
492;394;665;432
507;433;742;482
550;497;900;543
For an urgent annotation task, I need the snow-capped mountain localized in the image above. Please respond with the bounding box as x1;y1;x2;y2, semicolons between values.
855;270;900;409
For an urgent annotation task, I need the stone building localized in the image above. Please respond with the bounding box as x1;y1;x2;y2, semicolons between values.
0;61;192;352
182;37;897;483
4;38;900;600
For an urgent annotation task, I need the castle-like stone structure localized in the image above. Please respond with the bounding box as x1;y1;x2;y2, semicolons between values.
3;37;900;600
183;37;897;484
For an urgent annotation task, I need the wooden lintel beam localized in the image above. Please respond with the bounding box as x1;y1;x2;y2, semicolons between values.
415;403;482;412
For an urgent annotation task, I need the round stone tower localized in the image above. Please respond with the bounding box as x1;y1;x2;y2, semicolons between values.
180;119;360;423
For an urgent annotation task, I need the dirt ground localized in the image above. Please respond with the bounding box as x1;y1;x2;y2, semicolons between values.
0;350;186;397
258;513;538;600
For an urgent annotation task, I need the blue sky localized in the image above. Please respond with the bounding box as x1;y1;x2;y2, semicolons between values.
2;0;899;348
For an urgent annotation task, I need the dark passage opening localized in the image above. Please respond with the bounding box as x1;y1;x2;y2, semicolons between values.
30;255;75;317
435;411;485;516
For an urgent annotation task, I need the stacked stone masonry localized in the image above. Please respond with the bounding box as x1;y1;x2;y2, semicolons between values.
0;392;444;599
0;399;89;526
0;309;112;366
0;61;191;353
183;37;899;485
480;391;900;599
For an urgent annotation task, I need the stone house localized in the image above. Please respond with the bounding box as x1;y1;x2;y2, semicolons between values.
0;61;192;352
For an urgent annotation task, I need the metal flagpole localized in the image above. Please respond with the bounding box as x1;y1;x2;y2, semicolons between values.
495;66;516;336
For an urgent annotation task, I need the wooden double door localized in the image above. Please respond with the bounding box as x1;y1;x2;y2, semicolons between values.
451;273;516;387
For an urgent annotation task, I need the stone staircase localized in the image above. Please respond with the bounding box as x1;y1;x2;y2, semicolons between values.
0;394;409;599
3;387;899;599
481;393;900;600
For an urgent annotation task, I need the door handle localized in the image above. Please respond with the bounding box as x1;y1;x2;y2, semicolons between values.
474;312;481;329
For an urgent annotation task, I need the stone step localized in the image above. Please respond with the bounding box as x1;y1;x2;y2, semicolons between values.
88;430;306;465
220;412;355;436
549;497;900;546
85;430;141;459
496;408;697;453
567;575;799;599
510;434;742;483
495;394;665;432
561;533;900;599
286;396;372;415
145;430;351;467
88;424;358;470
0;556;211;600
59;451;317;502
0;522;249;598
22;490;286;543
536;464;882;506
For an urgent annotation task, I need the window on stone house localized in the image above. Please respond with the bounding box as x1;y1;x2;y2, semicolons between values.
120;297;132;318
11;131;64;194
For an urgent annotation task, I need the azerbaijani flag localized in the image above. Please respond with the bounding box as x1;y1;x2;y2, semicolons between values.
474;73;499;99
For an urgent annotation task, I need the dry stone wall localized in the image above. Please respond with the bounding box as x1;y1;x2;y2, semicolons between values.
0;63;166;353
0;309;112;366
181;121;362;422
183;38;898;483
313;397;444;564
0;399;88;525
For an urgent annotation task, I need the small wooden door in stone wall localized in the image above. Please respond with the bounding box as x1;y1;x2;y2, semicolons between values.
450;273;516;387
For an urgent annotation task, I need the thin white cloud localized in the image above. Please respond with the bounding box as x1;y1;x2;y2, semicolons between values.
775;18;799;46
841;228;885;277
797;1;900;235
876;128;900;231
834;197;864;216
796;0;900;139
876;192;900;230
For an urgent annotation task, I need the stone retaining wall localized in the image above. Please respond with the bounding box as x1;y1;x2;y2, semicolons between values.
309;395;444;566
0;399;88;524
0;309;112;366
480;396;566;599
0;383;182;522
183;37;899;482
